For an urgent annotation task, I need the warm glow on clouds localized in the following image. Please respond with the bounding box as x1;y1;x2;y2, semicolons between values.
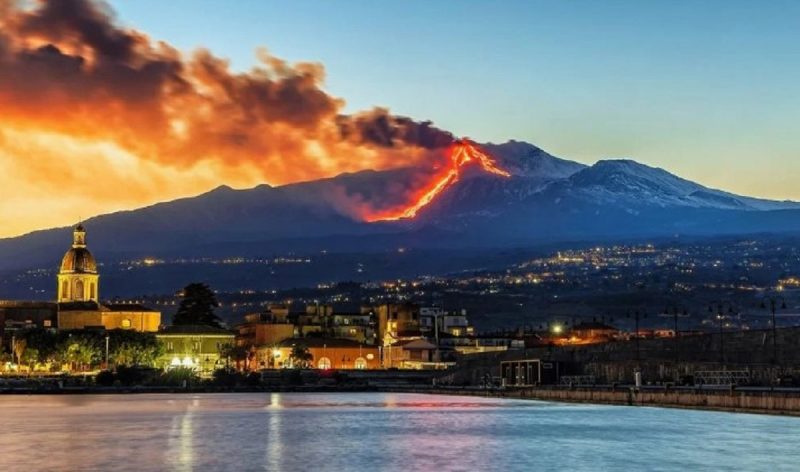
0;0;453;237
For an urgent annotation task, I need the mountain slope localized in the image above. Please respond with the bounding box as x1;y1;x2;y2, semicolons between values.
413;158;800;243
1;141;799;274
562;160;800;212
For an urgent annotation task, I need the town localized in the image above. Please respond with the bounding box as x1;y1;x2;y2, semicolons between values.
2;224;800;395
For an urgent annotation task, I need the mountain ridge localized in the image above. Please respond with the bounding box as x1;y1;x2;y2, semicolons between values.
1;140;799;273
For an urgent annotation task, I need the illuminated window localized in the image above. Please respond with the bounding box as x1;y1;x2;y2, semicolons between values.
90;283;96;300
354;357;367;369
75;280;84;300
61;281;68;299
317;357;331;370
121;319;132;329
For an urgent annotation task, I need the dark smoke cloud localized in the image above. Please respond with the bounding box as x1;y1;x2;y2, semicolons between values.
0;0;454;184
340;108;454;149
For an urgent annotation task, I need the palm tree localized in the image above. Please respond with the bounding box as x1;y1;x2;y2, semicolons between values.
221;344;251;371
289;345;313;369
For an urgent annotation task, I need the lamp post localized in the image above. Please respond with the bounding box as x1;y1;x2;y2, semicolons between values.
760;296;787;365
627;310;647;364
709;302;737;365
661;306;690;372
105;334;110;370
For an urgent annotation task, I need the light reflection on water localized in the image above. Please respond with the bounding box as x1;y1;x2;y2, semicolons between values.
0;392;798;471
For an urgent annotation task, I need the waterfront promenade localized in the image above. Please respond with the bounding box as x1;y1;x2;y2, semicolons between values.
4;374;800;416
406;385;800;417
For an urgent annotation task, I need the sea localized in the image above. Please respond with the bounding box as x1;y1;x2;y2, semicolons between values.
0;392;798;471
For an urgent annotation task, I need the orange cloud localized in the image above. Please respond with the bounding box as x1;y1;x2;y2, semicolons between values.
0;0;453;237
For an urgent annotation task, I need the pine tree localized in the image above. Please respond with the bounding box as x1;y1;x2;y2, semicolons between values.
172;283;222;327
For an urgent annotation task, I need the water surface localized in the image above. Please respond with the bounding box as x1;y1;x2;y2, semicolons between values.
0;392;798;471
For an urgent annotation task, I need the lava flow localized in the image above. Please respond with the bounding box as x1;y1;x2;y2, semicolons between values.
367;140;511;222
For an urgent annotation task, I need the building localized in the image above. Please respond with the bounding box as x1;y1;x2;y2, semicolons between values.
500;359;562;387
1;224;161;336
419;306;444;334
56;224;161;331
273;337;380;370
439;334;522;355
56;224;99;303
329;310;376;344
236;311;296;348
58;302;160;331
376;303;421;346
156;325;235;377
0;301;57;337
569;321;619;344
387;339;443;369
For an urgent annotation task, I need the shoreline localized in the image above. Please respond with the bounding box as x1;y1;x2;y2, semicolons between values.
401;386;800;417
3;383;800;417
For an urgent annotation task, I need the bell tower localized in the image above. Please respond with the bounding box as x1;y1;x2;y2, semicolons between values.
57;223;100;303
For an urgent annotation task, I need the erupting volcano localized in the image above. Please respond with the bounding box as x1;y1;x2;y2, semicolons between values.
367;140;511;222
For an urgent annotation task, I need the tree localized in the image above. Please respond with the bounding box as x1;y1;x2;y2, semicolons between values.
57;336;101;372
19;329;58;365
221;344;250;371
12;338;26;366
172;283;222;327
20;348;39;372
108;330;163;367
289;345;313;369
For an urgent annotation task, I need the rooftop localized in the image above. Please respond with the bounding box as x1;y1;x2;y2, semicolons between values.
277;337;372;348
159;324;234;335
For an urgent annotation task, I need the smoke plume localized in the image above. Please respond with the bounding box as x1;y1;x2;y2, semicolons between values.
0;0;454;236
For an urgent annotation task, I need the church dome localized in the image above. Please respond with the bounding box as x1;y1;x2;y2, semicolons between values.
60;247;97;274
59;223;97;274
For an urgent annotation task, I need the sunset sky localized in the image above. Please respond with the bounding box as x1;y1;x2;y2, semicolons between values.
2;0;799;238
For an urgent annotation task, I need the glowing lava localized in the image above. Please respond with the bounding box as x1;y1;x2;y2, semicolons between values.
368;140;511;221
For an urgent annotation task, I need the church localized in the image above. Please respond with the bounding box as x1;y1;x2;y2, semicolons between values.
0;224;161;335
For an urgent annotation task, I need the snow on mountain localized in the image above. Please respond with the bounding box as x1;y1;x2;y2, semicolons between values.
561;159;800;211
409;141;586;226
483;140;586;180
2;141;800;273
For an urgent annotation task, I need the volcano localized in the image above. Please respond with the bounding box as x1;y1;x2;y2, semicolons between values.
366;140;511;221
1;139;800;274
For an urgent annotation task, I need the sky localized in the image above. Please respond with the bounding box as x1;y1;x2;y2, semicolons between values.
1;0;799;237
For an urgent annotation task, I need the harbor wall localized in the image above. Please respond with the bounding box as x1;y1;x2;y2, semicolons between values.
417;386;800;416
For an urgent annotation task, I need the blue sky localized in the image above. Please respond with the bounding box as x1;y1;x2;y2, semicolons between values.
109;0;800;199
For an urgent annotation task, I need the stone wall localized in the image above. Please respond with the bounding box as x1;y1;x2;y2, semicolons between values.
514;386;800;416
419;386;800;416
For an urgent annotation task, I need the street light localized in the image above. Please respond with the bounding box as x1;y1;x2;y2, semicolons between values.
709;302;737;365
105;334;110;370
760;296;787;365
661;306;690;370
626;310;647;364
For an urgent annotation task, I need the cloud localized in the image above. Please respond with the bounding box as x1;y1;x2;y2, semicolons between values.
0;0;453;236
